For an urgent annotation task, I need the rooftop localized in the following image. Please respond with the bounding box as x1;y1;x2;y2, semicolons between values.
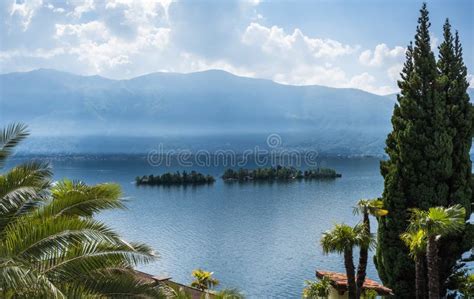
134;271;216;299
316;270;393;296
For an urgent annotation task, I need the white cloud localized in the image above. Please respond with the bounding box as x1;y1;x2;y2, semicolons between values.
387;63;403;82
68;0;95;18
359;43;405;67
105;0;172;22
469;74;474;88
55;21;110;43
0;47;65;61
1;1;407;96
273;65;347;87
347;72;398;95
52;18;171;74
46;4;65;14
9;0;43;30
242;22;356;59
69;26;170;73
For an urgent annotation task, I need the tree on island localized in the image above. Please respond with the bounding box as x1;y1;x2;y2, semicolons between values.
136;171;215;186
222;166;340;182
375;3;473;297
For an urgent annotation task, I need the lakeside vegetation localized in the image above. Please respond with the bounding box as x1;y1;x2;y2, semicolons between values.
222;166;341;182
0;124;165;298
374;4;474;298
312;4;474;299
135;171;215;186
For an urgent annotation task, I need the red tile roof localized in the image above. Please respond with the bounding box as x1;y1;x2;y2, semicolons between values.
316;270;393;296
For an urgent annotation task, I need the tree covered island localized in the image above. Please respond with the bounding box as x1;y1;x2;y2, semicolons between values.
135;171;215;186
222;166;341;182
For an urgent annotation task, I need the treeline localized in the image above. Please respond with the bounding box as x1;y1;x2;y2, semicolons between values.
222;166;341;182
135;171;215;186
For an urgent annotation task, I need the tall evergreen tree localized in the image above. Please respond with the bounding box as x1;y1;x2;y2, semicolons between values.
437;21;474;293
375;4;453;297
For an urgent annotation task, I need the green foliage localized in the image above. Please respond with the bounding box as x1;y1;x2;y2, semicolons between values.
214;288;245;299
321;223;372;299
361;289;378;299
136;170;215;186
0;123;29;168
376;3;473;297
407;205;466;237
321;223;372;254
302;277;331;298
400;229;427;260
353;199;388;218
168;286;193;299
191;269;220;291
456;272;474;298
0;123;164;298
222;166;340;182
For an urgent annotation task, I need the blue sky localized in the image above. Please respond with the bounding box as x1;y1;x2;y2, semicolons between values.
0;0;472;95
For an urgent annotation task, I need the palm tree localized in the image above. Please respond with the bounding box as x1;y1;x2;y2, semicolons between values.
407;205;466;299
352;199;387;298
0;123;164;298
191;269;219;291
303;277;330;299
320;223;372;299
400;229;427;299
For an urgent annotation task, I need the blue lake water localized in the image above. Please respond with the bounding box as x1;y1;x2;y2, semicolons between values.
8;156;384;298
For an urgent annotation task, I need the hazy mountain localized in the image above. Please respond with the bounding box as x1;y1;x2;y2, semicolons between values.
0;68;426;155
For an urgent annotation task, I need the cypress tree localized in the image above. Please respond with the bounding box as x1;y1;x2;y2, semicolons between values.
437;22;474;293
375;4;453;297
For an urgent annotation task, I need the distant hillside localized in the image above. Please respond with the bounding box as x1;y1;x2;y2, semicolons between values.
3;69;469;155
385;89;474;103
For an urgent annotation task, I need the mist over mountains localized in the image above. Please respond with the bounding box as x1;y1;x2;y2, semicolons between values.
1;69;472;155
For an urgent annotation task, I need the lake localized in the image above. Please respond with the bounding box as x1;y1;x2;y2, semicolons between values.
7;155;384;298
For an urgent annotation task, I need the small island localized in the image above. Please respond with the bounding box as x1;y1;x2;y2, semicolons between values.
222;166;341;182
135;171;215;186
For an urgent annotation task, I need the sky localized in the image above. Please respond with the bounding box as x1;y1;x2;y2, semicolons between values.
0;0;472;95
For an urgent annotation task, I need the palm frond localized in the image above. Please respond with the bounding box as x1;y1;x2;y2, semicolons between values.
43;180;124;218
407;205;466;237
353;198;388;217
0;161;52;232
0;216;121;260
0;263;65;298
0;123;29;167
191;269;219;291
75;269;166;298
40;240;156;279
320;222;374;254
400;229;426;259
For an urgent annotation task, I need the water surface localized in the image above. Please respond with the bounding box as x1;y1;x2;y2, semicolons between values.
8;156;384;298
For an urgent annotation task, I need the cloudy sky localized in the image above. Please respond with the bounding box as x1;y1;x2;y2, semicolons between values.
0;0;472;95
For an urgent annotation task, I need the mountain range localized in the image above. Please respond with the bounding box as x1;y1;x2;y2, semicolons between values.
1;69;472;155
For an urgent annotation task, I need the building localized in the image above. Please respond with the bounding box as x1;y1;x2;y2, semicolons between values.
135;270;216;299
316;270;393;298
